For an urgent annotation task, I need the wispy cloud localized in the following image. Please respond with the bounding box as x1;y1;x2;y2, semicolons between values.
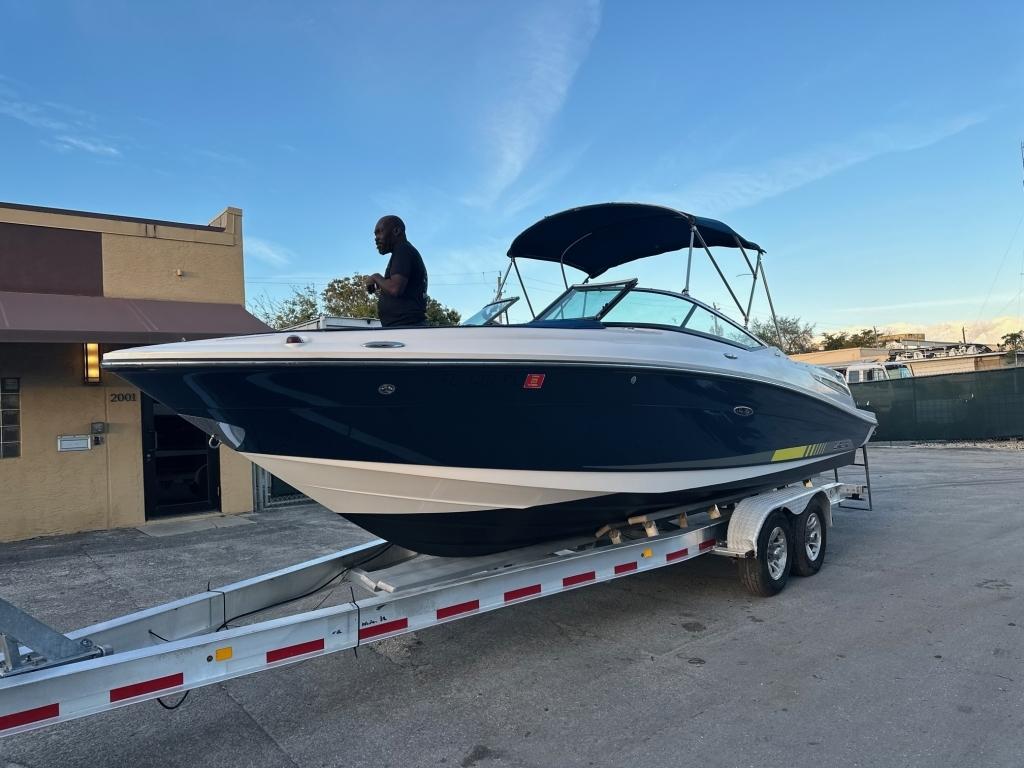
53;135;120;156
0;98;69;131
647;114;987;216
831;293;1014;314
246;236;297;267
195;148;249;167
0;80;123;157
466;0;601;208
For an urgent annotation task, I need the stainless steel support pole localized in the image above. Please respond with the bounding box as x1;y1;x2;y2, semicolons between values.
495;262;512;300
694;230;745;316
512;258;535;318
758;254;785;349
684;225;695;294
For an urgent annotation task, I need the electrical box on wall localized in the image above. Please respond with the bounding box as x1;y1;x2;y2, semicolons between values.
57;434;92;452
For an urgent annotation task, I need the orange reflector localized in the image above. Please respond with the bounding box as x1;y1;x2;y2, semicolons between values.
215;647;233;662
642;548;653;558
523;373;546;389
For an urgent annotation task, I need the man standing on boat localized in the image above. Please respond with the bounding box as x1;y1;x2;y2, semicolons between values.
367;215;429;327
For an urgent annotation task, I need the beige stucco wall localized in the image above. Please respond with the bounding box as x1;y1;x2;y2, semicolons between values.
0;204;256;541
219;447;254;515
0;343;255;541
0;344;144;539
790;348;889;366
101;208;245;304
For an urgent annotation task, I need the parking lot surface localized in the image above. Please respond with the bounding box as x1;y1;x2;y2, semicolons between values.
1;446;1022;768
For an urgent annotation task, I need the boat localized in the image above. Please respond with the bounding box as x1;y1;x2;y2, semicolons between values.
103;203;877;556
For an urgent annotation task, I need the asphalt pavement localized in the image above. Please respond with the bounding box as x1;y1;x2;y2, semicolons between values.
1;446;1022;768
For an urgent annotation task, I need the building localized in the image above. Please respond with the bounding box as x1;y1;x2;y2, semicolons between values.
0;202;270;541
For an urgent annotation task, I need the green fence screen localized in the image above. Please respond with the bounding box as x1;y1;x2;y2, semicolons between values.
850;366;1024;441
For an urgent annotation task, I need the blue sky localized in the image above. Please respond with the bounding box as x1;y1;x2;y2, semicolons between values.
2;1;1023;340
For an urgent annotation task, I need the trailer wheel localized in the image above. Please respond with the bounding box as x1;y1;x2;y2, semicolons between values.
791;504;827;577
738;511;791;597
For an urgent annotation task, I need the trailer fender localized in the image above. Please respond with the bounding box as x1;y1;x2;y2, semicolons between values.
723;485;838;559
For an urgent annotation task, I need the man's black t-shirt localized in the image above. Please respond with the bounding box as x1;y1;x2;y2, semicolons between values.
379;241;428;327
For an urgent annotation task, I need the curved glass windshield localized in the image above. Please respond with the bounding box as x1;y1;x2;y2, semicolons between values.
462;297;519;326
539;284;761;349
537;282;632;321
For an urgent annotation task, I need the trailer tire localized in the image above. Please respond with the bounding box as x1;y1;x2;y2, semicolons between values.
738;510;792;597
791;504;827;577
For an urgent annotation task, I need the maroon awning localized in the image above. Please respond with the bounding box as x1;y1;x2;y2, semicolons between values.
0;290;271;343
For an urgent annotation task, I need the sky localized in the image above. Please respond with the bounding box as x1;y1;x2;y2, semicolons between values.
1;1;1023;342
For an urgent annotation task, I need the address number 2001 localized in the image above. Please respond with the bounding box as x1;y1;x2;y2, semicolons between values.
109;392;137;403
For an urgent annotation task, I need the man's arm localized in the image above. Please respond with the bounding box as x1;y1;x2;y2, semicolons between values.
367;272;409;297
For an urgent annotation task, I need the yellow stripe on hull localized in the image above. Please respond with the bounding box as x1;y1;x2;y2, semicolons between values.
772;446;808;462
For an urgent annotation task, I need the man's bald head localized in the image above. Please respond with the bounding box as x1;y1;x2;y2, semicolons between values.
374;215;407;255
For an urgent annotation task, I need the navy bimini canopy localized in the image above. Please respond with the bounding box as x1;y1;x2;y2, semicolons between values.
507;203;763;279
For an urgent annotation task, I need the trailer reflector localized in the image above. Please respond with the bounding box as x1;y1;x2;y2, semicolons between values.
110;673;184;702
666;547;689;562
266;638;325;663
358;618;408;641
215;647;233;661
504;584;541;602
437;600;479;620
0;703;59;731
563;571;596;588
614;562;637;574
699;540;715;552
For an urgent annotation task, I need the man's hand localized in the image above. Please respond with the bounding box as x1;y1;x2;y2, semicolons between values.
366;273;383;293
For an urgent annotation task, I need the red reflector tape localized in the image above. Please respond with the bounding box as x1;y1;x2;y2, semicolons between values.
437;600;479;620
563;571;596;587
699;540;715;552
614;562;638;575
504;584;542;602
110;672;184;703
0;703;60;731
523;373;546;389
666;547;689;562
266;638;325;664
358;618;409;641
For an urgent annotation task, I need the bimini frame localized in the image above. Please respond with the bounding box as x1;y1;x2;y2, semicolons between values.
493;206;785;348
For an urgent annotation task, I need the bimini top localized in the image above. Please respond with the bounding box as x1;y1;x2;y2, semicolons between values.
507;202;763;279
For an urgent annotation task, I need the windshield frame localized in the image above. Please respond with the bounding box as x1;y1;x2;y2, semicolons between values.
461;296;521;326
535;283;765;350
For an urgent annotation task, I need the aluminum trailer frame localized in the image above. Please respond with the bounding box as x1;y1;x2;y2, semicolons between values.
0;480;856;737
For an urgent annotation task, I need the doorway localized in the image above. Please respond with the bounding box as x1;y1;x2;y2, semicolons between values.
141;395;221;519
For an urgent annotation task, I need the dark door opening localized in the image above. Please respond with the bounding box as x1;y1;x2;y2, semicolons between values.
142;395;221;519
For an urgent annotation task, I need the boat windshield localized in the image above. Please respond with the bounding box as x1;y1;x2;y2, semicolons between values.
462;297;520;326
534;281;635;322
538;284;763;349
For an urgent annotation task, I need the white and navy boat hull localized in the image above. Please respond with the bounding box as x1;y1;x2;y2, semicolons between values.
104;326;876;555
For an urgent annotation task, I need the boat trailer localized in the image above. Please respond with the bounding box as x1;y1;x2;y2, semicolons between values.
0;471;871;738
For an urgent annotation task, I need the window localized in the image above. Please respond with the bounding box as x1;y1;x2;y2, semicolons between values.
537;282;632;321
0;377;20;459
603;290;762;348
847;370;861;383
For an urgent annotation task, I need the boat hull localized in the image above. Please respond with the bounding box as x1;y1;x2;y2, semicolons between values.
245;450;857;555
106;359;874;556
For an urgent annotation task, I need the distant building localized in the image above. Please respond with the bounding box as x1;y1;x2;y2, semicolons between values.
0;201;270;541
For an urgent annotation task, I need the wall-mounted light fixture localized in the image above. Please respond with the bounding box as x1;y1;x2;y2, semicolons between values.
83;343;101;384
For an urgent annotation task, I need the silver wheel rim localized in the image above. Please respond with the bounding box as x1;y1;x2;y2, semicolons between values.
766;526;788;580
804;513;822;561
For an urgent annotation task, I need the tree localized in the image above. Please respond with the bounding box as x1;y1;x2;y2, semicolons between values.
820;328;880;350
750;315;817;354
250;284;320;329
251;273;461;330
1001;330;1024;351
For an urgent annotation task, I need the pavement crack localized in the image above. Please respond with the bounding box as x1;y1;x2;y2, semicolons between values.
220;684;302;768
